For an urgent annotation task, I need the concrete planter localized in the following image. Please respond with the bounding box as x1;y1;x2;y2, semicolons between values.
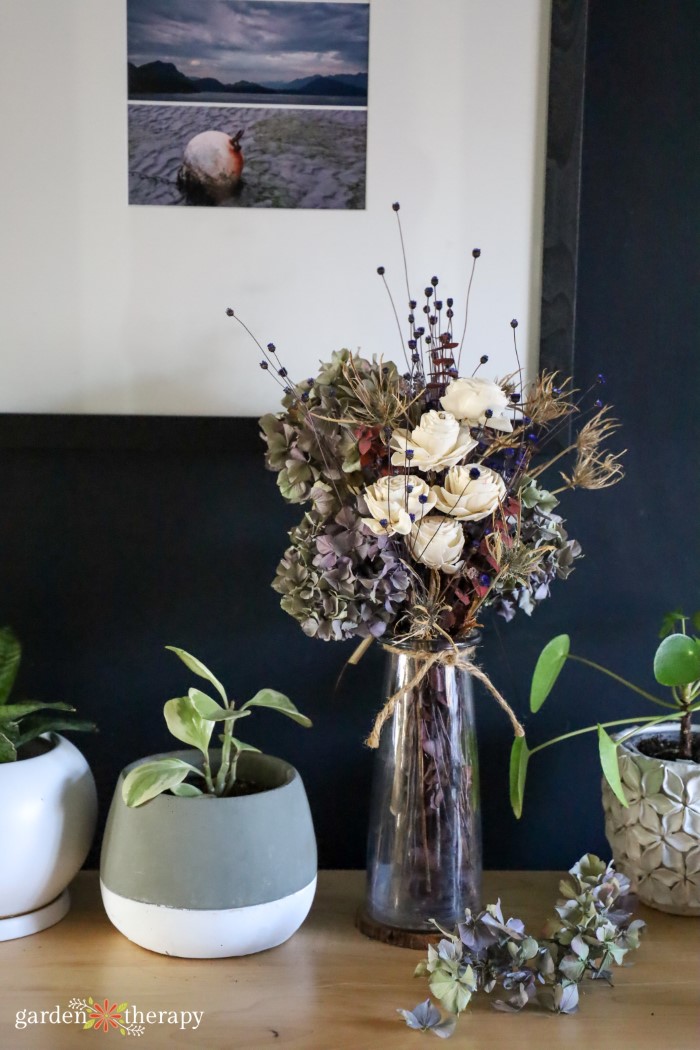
0;733;97;941
100;749;317;957
602;722;700;915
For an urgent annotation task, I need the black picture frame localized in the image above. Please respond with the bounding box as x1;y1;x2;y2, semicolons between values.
0;0;587;453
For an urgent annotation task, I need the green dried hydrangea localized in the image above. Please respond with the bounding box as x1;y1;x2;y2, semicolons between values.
487;479;582;620
260;349;408;512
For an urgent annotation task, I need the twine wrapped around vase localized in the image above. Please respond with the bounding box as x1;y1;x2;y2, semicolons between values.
366;644;524;748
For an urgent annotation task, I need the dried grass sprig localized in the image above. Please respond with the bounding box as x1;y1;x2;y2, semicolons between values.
575;404;622;453
555;448;626;493
524;371;577;425
552;406;626;493
339;356;420;430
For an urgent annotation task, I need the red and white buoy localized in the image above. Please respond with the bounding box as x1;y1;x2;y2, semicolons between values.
177;129;245;203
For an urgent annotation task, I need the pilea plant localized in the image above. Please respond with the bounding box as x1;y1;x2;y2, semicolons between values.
510;610;700;817
122;646;311;807
399;854;645;1034
0;626;95;762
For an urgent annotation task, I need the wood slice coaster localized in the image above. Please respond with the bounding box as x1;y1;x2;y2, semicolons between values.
355;907;442;950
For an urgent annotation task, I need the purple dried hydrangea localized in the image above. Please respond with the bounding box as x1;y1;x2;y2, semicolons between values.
272;505;410;641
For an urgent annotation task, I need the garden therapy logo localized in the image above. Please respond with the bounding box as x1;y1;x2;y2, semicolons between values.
75;999;142;1037
14;998;204;1034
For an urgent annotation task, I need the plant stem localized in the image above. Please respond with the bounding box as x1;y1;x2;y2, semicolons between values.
680;708;693;760
678;686;694;760
215;705;235;795
567;654;677;709
202;754;215;795
529;707;700;756
613;703;700;747
226;750;240;794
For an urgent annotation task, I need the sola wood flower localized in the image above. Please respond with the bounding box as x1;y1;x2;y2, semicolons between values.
362;475;437;536
433;465;506;521
390;410;477;472
410;515;465;574
440;376;514;432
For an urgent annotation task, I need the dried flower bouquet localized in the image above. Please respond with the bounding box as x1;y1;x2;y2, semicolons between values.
231;206;624;726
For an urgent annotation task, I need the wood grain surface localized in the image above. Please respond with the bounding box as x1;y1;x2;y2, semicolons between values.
2;870;697;1049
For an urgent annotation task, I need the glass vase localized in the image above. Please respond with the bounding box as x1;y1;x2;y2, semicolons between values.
362;639;482;945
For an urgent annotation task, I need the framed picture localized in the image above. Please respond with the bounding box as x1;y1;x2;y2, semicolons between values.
127;0;369;210
0;0;586;447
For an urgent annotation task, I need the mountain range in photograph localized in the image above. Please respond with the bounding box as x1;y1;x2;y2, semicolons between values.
128;60;368;102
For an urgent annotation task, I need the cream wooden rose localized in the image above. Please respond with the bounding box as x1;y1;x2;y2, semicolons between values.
390;411;477;472
409;514;465;574
362;475;437;536
432;465;506;521
440;377;513;432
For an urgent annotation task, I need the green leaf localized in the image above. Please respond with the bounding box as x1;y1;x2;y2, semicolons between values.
121;757;202;807
0;627;21;705
230;737;261;754
653;634;700;687
530;635;570;712
693;611;700;633
83;1019;96;1031
0;701;74;723
598;725;628;807
509;735;530;819
171;782;204;798
163;696;213;756
165;647;227;704
14;716;96;748
429;964;476;1014
188;688;230;720
0;730;17;762
116;1003;128;1013
242;688;312;727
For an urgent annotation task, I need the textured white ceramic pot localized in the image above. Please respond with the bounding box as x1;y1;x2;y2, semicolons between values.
0;733;98;941
602;722;700;915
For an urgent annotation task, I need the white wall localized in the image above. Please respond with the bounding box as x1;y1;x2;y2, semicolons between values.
0;0;552;416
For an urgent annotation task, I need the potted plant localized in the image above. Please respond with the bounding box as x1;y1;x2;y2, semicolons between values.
510;610;700;914
100;646;316;958
0;627;97;941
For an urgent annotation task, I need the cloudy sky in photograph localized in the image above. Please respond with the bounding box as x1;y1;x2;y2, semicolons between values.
127;0;369;83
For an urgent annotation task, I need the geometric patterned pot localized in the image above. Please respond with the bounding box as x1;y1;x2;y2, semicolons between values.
602;722;700;916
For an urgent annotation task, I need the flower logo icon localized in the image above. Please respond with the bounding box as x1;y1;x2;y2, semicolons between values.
68;997;143;1036
86;1000;126;1033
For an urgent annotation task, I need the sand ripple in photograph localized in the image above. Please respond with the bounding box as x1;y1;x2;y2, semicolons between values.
128;105;367;209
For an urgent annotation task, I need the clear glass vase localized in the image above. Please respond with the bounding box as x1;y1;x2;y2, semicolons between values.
363;639;482;940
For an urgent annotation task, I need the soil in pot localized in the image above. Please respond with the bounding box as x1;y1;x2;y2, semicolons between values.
16;737;54;760
633;733;700;763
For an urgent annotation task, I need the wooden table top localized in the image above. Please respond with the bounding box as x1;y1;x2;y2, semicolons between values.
2;870;698;1049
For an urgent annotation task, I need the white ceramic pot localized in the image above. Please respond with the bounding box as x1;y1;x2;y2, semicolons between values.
0;733;97;940
602;722;700;915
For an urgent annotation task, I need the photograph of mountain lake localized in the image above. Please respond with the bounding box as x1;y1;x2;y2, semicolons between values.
127;0;369;208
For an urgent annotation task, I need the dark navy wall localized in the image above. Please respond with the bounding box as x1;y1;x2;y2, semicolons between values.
0;0;698;869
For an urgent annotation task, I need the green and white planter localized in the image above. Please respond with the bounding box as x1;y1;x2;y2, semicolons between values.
100;750;317;957
602;722;700;916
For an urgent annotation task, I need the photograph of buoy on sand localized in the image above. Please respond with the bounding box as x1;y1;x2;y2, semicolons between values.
127;0;369;208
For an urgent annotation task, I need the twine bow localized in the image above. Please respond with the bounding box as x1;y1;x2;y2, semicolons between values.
365;643;525;749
